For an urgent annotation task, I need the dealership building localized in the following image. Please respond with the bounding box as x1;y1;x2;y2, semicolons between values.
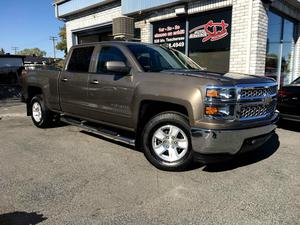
54;0;300;85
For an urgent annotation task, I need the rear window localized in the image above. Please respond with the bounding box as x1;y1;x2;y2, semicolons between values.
67;47;94;73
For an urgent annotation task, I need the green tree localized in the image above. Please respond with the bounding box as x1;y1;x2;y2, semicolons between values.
0;48;5;55
17;48;47;57
56;26;67;56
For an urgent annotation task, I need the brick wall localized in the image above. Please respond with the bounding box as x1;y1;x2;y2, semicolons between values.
229;0;269;75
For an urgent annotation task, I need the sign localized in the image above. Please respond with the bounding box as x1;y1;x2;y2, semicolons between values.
152;18;186;53
189;9;232;52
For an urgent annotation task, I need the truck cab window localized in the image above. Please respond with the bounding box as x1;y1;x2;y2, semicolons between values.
67;47;94;73
97;46;127;73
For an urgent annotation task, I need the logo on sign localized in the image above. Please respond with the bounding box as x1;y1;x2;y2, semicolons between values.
189;20;229;43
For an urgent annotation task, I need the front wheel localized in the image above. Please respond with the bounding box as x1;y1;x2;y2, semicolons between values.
142;113;193;171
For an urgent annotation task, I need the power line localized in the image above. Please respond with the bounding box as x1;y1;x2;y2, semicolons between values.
49;36;58;59
11;47;19;55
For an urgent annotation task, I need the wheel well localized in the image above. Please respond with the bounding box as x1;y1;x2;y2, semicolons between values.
26;86;42;115
135;100;189;149
137;100;189;130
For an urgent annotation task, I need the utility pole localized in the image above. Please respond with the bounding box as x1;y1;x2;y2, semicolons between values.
49;36;58;59
11;47;19;55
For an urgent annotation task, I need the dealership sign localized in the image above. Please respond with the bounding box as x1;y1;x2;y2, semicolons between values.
188;9;232;52
152;9;232;53
153;18;186;52
189;20;229;43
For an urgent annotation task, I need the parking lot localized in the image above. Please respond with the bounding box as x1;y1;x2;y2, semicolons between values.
0;103;299;225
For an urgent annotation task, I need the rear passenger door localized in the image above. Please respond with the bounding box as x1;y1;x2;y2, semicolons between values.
59;46;95;117
87;45;135;128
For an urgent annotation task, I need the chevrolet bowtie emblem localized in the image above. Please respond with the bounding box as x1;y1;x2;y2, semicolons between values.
263;97;273;104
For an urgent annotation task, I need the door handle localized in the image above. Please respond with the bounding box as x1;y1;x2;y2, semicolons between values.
90;79;99;84
61;78;68;82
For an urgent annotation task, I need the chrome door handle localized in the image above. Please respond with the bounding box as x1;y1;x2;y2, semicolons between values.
91;80;99;84
61;78;68;82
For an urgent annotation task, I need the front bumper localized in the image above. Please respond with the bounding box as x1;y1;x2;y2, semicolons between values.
191;113;279;155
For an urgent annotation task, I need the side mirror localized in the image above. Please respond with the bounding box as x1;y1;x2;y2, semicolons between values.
105;61;131;74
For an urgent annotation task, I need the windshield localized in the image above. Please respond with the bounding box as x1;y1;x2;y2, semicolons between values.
127;44;202;72
169;48;203;70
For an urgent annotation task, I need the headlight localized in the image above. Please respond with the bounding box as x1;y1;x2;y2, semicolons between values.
206;87;236;101
204;86;237;120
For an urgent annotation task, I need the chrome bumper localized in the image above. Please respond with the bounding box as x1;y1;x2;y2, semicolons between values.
191;113;278;155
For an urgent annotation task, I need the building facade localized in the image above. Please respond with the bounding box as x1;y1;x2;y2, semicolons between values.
54;0;300;85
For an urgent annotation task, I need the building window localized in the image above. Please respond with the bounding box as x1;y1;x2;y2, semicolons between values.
266;11;297;86
188;9;232;73
151;8;232;73
152;17;186;53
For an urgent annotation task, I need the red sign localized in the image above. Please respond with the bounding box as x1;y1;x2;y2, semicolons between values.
189;20;229;43
202;20;229;42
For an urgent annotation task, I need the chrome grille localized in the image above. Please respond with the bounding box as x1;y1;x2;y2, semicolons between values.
239;102;276;120
240;85;277;99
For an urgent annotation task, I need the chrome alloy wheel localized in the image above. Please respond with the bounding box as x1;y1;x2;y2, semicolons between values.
32;102;42;122
151;125;189;162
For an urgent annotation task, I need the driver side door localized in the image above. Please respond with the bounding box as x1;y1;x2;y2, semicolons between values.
87;45;135;128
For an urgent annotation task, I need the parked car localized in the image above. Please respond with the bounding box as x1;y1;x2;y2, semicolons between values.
0;55;25;85
278;77;300;122
21;42;278;171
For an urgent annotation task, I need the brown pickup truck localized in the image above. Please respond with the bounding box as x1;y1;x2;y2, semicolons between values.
22;41;278;171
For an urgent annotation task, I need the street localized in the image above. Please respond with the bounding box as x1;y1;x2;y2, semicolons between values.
0;103;299;225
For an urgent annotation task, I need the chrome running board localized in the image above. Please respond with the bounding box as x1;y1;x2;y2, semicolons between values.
60;116;135;146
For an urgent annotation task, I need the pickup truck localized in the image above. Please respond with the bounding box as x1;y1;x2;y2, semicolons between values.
22;41;279;171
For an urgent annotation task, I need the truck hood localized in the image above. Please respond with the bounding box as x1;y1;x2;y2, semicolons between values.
162;70;275;85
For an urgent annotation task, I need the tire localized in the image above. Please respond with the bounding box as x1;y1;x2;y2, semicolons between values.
142;112;193;171
30;95;54;128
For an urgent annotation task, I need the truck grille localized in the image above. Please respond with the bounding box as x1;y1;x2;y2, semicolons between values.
237;83;278;120
240;85;277;99
239;102;276;120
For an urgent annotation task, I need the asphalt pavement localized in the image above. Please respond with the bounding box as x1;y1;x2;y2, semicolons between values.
0;103;299;225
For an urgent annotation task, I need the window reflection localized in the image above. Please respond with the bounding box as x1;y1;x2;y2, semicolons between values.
265;11;296;87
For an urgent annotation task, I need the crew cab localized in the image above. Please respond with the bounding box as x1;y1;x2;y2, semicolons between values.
22;42;279;171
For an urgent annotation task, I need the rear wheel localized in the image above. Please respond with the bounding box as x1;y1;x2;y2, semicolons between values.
142;112;193;171
30;95;54;128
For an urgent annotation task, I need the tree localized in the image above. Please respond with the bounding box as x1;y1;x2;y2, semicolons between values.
0;48;5;55
56;26;67;56
17;48;47;57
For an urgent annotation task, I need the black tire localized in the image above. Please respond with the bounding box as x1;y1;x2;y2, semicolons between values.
142;112;193;171
30;95;54;128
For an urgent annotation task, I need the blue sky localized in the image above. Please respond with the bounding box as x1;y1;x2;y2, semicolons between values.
0;0;65;58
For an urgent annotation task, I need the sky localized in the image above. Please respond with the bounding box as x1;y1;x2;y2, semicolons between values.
0;0;65;58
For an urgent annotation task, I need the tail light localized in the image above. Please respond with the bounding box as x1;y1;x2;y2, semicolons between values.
20;67;27;83
278;89;292;97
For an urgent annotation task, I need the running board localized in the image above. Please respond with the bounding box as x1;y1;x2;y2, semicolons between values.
60;116;135;146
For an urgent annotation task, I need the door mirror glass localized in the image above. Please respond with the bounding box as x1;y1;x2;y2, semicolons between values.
105;61;131;74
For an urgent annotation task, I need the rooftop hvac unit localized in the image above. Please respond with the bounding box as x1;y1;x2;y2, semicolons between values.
113;16;134;40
